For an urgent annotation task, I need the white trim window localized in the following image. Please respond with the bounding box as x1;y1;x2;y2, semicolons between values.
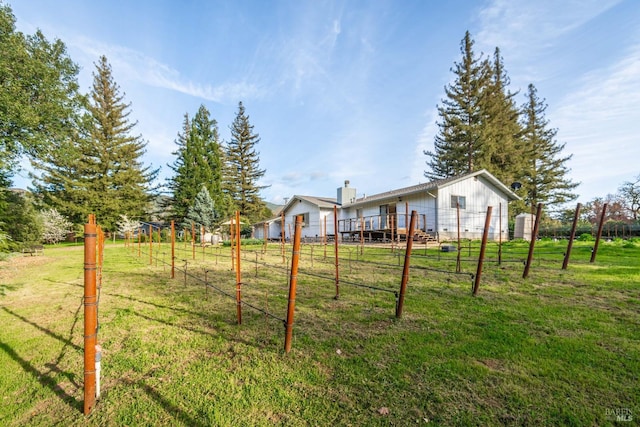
450;195;466;209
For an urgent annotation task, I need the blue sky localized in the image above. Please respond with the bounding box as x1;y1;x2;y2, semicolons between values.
10;0;640;206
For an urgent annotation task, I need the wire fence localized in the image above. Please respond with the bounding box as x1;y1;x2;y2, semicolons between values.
117;203;636;354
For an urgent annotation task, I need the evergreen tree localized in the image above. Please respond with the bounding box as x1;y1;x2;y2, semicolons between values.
425;31;491;180
30;112;97;224
85;56;158;230
2;190;43;249
166;105;227;224
165;113;191;219
184;185;217;230
518;84;578;212
480;48;524;186
224;102;268;222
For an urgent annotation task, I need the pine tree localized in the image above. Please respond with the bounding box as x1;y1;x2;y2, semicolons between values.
519;84;578;212
425;31;491;180
166;105;227;224
30;113;97;224
85;56;158;229
224;102;268;222
184;185;217;230
480;48;524;186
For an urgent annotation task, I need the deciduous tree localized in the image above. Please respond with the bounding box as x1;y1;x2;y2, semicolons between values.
618;174;640;221
40;208;72;244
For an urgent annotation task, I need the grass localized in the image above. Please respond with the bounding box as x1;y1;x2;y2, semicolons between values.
0;239;638;426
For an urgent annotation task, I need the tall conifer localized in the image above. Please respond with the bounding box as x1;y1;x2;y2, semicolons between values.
519;84;578;212
224;102;268;222
85;56;158;229
425;31;491;180
32;57;157;228
166;105;227;224
481;48;524;186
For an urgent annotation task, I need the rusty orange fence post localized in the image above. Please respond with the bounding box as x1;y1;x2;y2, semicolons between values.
230;217;236;271
284;215;303;353
191;222;195;260
171;220;175;279
137;227;141;257
591;203;608;263
359;216;364;255
396;210;417;318
562;203;581;269
281;211;285;263
263;222;268;254
333;205;340;299
473;206;493;296
235;211;242;325
523;203;543;279
83;215;98;415
456;202;462;273
498;203;503;265
324;215;327;259
96;225;104;292
149;224;153;265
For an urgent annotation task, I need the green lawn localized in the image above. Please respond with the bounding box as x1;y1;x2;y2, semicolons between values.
0;239;638;426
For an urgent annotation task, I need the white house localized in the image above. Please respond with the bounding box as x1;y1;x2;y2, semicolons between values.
254;169;519;242
253;195;337;241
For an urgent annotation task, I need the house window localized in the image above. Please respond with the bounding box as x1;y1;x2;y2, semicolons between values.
450;195;466;209
300;212;310;227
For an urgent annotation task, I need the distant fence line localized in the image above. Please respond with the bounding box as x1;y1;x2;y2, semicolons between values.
534;222;640;240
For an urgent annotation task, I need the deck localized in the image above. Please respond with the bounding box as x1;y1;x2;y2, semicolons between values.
338;213;436;243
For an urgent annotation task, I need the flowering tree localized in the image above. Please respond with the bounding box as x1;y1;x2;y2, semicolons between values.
41;208;72;244
116;215;141;239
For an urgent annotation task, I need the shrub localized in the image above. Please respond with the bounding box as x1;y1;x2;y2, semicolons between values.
578;233;594;242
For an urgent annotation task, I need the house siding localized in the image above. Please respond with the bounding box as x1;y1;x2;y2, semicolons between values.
340;193;436;233
437;176;509;241
282;198;336;240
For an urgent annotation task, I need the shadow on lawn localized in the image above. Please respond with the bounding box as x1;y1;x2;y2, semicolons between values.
0;303;85;412
1;306;82;352
116;376;209;427
0;341;82;413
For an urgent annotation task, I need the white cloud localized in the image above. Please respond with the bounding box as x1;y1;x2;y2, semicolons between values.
476;0;621;51
411;109;439;184
70;35;261;103
475;0;623;83
553;42;640;198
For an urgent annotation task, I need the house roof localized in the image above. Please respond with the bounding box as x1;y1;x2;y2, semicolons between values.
342;169;520;206
284;195;337;211
255;195;338;224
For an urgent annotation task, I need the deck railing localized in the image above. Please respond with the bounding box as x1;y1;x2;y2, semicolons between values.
338;213;427;235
